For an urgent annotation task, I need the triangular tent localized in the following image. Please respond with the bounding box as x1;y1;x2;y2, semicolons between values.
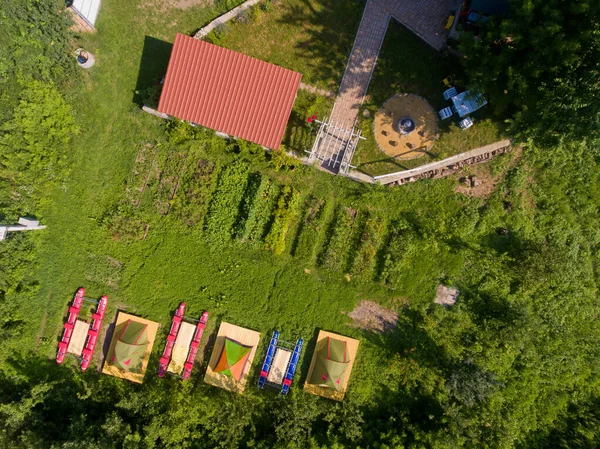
110;320;149;372
213;338;252;380
309;337;350;391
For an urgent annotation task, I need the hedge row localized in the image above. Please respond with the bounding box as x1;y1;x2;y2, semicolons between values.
264;186;301;255
242;176;281;244
318;207;358;270
293;197;335;264
172;159;219;227
204;161;250;245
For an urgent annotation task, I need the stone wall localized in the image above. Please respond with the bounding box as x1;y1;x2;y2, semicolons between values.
373;139;512;186
193;0;262;40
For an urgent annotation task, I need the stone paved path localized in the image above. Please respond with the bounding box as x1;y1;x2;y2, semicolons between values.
313;0;456;173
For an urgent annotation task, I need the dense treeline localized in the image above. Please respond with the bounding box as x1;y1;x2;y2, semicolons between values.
0;0;78;366
460;0;600;143
0;0;78;216
0;0;600;448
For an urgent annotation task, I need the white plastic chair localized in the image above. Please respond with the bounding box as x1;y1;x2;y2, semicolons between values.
439;107;454;120
459;117;474;130
443;87;458;100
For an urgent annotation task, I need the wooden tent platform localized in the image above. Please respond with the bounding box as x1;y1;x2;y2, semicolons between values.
267;348;291;384
167;321;196;375
101;311;159;384
303;330;360;401
67;320;90;356
204;322;261;393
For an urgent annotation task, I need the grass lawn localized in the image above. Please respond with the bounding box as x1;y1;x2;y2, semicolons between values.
214;0;363;91
2;0;517;435
352;20;506;177
8;0;462;384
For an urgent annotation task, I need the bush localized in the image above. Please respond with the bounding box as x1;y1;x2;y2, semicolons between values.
205;23;228;45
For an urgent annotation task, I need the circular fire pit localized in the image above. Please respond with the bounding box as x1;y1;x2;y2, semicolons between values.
373;94;438;160
397;117;416;135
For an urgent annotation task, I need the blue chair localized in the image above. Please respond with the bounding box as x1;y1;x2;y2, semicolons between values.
459;117;474;130
443;87;458;100
439;107;454;120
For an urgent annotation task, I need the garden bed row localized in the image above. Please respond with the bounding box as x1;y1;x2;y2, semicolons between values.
116;155;420;286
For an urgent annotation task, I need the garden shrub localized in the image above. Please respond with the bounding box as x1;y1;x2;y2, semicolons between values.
204;161;250;245
264;186;301;254
205;23;228;45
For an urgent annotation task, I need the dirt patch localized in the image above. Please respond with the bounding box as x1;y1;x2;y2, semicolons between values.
455;144;523;199
454;164;497;198
374;94;438;160
346;300;398;333
138;0;212;13
168;0;212;9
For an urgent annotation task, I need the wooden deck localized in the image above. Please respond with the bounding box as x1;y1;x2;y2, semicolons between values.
167;321;196;375
101;311;159;384
67;320;90;356
303;330;360;401
204;322;261;393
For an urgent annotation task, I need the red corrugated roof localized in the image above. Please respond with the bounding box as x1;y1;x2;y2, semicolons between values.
158;34;302;149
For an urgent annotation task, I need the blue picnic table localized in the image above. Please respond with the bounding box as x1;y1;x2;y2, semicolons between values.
451;91;488;118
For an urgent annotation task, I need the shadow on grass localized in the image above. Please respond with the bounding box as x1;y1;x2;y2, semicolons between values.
354;308;452;442
133;36;173;106
276;0;363;89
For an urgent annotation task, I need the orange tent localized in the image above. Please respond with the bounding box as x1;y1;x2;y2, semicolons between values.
213;338;251;380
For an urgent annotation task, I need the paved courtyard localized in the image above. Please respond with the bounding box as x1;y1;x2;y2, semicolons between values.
311;0;457;173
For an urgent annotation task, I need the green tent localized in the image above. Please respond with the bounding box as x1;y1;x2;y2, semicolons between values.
213;338;252;380
109;320;149;372
309;337;350;391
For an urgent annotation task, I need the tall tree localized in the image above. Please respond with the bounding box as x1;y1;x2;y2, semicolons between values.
460;0;600;142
